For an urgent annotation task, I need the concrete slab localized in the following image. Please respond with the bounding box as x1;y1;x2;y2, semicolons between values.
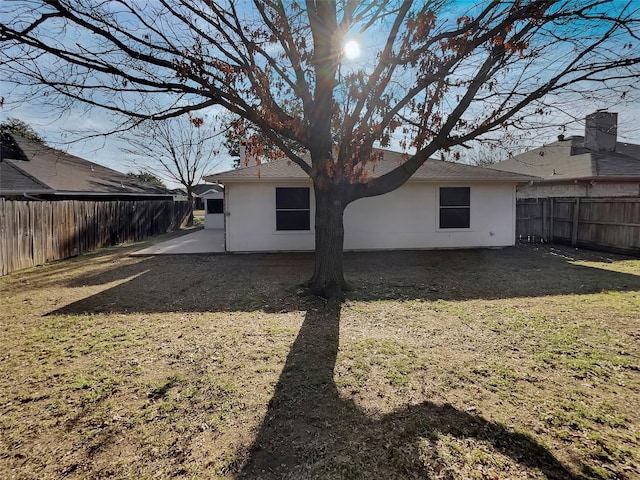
131;229;225;255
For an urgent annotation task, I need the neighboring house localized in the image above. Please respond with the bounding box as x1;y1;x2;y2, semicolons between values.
204;149;535;253
0;133;173;200
191;183;222;210
198;184;224;229
490;112;640;198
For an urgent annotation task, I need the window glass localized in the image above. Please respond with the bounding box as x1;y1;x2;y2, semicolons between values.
439;187;470;229
440;187;470;206
206;198;224;214
276;211;310;230
276;187;310;231
276;187;310;209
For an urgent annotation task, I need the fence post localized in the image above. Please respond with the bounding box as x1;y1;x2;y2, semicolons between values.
549;198;554;243
542;199;548;241
571;197;580;246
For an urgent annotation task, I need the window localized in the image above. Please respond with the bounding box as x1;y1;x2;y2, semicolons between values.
276;187;310;231
206;198;224;214
439;187;470;229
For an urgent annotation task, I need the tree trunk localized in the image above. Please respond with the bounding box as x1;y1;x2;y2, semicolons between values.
185;185;194;227
307;187;348;299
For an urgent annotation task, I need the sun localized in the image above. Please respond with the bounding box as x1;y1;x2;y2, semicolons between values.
343;39;361;60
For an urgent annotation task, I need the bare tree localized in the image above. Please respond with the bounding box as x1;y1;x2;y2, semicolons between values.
1;0;638;297
121;115;224;200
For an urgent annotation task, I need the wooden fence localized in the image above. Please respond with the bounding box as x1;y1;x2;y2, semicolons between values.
0;199;192;276
516;197;640;255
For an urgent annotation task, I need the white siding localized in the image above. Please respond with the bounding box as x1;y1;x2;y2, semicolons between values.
225;181;315;251
344;183;515;249
224;181;516;252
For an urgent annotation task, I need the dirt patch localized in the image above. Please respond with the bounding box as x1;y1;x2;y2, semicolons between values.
1;239;639;479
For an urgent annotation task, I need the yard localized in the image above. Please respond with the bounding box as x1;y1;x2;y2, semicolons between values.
0;239;639;479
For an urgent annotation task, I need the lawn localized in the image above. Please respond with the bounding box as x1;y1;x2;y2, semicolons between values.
1;238;639;479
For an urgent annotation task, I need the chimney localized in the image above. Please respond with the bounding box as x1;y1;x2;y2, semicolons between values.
585;111;617;152
238;142;259;167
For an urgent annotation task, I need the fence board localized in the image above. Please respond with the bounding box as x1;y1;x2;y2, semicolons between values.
0;199;192;276
517;197;640;255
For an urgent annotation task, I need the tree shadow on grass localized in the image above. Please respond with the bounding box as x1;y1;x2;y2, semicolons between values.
36;246;638;477
239;301;581;479
48;246;640;316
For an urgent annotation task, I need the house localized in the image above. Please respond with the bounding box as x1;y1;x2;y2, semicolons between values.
490;112;640;198
0;133;173;200
188;183;225;228
191;183;222;208
203;149;535;252
197;184;224;229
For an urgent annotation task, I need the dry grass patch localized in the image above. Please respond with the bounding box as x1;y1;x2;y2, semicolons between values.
1;240;639;479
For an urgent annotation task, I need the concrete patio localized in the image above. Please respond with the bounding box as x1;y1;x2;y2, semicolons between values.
131;228;225;255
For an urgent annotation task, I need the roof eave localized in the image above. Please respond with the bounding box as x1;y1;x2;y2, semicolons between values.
50;191;174;197
0;189;56;195
204;175;537;184
203;175;311;183
407;176;539;183
529;176;640;184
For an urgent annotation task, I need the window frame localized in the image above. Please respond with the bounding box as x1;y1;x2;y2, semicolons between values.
438;186;471;230
275;187;311;231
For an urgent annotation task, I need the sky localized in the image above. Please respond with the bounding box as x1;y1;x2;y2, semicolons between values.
1;0;639;190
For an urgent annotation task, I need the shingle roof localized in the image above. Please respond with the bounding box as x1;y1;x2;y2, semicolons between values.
490;136;640;180
192;183;224;196
0;161;51;193
1;134;172;197
205;148;536;183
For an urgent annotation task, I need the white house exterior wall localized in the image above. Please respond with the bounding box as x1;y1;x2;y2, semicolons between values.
225;181;315;251
344;182;516;250
224;180;516;252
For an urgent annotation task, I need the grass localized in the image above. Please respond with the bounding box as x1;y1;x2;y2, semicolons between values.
0;239;639;479
192;210;205;228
